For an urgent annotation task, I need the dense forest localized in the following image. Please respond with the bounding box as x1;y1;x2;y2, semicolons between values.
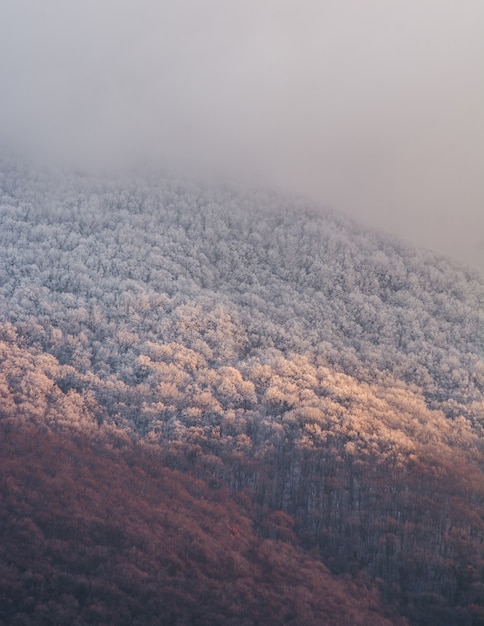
1;157;483;625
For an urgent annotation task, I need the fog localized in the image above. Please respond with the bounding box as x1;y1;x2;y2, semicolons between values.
1;1;483;270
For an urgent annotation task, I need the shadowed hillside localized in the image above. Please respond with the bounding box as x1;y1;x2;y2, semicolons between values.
0;421;407;626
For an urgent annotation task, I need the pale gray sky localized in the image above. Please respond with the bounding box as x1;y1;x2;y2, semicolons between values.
0;1;483;270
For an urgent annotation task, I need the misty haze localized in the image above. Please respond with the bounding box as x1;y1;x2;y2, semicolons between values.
1;0;483;271
0;2;483;626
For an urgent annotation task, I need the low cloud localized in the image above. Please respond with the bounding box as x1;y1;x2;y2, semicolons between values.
1;0;483;269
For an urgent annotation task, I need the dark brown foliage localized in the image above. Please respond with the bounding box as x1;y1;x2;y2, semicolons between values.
0;423;403;626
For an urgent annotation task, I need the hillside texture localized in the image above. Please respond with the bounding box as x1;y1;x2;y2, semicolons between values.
1;159;483;624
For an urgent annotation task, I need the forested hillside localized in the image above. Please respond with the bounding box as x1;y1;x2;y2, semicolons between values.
1;158;483;625
0;415;408;626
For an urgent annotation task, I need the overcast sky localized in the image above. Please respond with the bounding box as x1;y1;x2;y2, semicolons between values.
0;1;483;271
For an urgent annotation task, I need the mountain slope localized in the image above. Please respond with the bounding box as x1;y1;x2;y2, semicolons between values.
0;160;482;417
0;159;483;625
0;418;408;626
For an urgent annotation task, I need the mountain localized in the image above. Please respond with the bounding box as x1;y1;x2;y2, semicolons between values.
0;158;483;625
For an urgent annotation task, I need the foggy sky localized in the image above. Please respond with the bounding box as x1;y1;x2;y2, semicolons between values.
1;1;483;271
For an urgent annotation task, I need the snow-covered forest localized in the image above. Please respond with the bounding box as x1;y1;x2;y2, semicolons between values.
1;157;483;625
